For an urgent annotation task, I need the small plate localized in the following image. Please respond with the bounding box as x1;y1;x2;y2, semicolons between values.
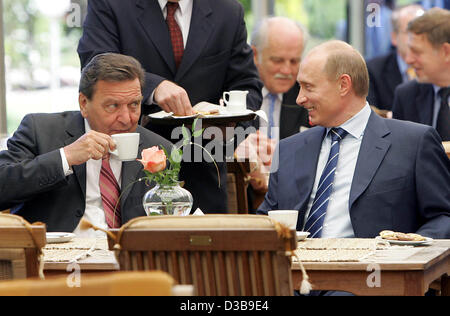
46;232;75;244
375;236;433;246
296;231;310;241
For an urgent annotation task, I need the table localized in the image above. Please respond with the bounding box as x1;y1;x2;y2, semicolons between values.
291;240;450;296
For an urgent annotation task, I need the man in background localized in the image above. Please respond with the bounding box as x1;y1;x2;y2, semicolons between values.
235;17;310;210
392;8;450;141
367;4;424;111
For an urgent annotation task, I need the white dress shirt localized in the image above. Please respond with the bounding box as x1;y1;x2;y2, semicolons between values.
259;87;282;143
302;103;372;238
60;120;122;237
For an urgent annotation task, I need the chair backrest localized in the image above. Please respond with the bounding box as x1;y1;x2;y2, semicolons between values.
226;160;251;214
108;215;296;296
0;214;46;280
0;271;178;296
443;142;450;159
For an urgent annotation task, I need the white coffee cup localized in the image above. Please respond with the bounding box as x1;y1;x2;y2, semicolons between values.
223;90;248;113
268;210;299;230
110;133;140;161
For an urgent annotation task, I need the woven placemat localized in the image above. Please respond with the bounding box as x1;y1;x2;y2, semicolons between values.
297;238;387;250
44;238;108;251
293;249;373;262
43;238;109;263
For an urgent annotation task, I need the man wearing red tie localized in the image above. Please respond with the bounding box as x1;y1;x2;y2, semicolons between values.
78;0;263;213
0;54;172;235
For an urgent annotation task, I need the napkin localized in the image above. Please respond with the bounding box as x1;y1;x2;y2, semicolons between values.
193;208;205;216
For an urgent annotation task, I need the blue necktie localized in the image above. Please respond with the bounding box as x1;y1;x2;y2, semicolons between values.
304;127;348;238
267;93;277;139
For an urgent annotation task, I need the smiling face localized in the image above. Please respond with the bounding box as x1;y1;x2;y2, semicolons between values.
79;79;143;135
405;33;447;84
296;53;344;128
253;20;304;94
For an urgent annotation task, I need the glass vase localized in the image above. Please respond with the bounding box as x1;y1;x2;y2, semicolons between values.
143;183;193;216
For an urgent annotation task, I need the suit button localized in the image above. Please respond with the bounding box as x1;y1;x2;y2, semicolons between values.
75;209;83;217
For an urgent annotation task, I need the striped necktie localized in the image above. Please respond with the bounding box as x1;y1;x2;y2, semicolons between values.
166;2;184;69
267;93;277;139
100;157;122;229
304;128;348;238
436;87;450;141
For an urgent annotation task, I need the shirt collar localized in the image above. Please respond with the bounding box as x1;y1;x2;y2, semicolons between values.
396;54;409;77
327;102;371;140
84;119;91;133
262;87;281;101
158;0;190;15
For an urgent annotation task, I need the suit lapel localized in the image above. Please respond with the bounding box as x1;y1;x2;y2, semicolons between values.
349;112;391;209
175;0;213;81
293;128;325;228
136;0;177;74
415;84;434;125
64;113;87;199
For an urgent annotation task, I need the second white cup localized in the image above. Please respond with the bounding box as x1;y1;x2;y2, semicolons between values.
110;133;140;161
268;210;299;230
223;90;249;113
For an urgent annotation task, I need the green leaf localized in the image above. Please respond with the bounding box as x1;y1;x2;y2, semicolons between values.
171;148;183;164
182;124;190;143
192;129;203;138
192;118;198;132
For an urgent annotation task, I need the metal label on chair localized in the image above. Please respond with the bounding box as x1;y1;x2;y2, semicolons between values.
190;236;212;246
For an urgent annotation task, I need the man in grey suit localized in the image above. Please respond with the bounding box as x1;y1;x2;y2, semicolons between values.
0;54;172;234
258;41;450;240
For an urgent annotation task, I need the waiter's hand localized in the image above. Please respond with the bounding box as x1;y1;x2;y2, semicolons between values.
154;80;196;116
64;131;116;167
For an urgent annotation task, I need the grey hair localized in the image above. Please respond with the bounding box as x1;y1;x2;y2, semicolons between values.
251;16;309;52
391;4;424;34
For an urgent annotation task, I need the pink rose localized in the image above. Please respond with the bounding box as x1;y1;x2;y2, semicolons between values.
138;146;167;173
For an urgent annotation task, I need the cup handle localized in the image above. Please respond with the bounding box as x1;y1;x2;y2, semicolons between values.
223;92;229;106
109;149;118;156
109;140;118;156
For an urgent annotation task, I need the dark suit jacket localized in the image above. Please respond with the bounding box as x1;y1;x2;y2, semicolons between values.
258;111;450;239
392;80;435;126
367;51;403;111
254;84;310;137
0;112;172;232
77;0;263;212
279;84;311;139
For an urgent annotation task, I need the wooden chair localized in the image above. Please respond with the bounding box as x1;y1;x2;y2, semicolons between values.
0;214;46;280
0;271;184;296
226;159;251;214
107;215;297;296
443;142;450;159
